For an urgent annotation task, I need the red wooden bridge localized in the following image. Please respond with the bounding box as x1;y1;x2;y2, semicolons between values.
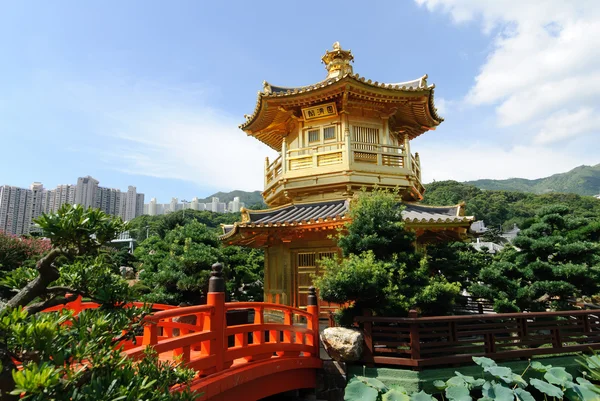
44;264;323;401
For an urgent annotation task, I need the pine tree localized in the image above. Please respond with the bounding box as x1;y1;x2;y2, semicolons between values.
470;205;600;312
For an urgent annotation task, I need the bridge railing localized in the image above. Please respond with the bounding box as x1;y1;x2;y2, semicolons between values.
224;301;320;365
120;263;320;378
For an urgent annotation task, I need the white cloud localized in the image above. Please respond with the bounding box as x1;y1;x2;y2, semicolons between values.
64;78;276;191
416;0;600;144
495;73;600;127
533;108;600;145
434;97;447;116
106;108;276;191
419;142;597;183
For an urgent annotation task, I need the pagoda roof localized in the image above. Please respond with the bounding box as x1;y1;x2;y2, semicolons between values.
220;199;473;241
240;43;444;151
265;75;427;96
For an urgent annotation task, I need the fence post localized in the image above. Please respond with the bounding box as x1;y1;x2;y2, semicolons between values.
552;327;563;349
362;309;375;366
307;286;320;357
408;309;421;365
206;262;226;372
142;322;158;346
583;314;591;333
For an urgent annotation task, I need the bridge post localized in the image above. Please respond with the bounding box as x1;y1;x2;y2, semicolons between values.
307;286;320;357
70;295;83;314
207;262;226;372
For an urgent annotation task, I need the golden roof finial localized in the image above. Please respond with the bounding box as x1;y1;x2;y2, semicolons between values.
322;42;354;79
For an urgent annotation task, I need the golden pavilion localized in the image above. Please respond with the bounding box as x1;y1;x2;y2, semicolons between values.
221;43;474;311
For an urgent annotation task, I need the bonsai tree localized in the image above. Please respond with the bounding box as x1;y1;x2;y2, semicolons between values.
470;205;600;312
0;205;196;400
134;220;264;304
314;189;462;325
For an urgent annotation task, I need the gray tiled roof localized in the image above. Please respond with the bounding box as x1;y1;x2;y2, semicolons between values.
221;199;473;239
402;203;462;222
249;200;348;224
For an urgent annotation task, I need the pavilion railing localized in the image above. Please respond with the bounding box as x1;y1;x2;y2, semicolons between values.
355;309;600;368
265;155;282;187
286;142;345;171
264;142;422;180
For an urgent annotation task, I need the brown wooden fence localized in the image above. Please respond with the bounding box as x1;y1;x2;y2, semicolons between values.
355;309;600;368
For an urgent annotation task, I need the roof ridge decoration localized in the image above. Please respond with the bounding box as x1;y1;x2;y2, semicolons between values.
322;41;354;79
403;201;465;211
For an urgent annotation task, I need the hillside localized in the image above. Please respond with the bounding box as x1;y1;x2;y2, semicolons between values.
422;180;600;230
198;190;265;208
466;164;600;196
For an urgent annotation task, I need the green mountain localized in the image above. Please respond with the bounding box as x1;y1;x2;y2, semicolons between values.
197;190;265;208
422;180;600;230
465;164;600;196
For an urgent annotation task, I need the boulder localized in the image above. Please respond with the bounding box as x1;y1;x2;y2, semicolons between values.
172;314;197;337
321;327;363;362
119;266;135;279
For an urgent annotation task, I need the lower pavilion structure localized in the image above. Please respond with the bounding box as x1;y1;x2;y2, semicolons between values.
221;43;474;312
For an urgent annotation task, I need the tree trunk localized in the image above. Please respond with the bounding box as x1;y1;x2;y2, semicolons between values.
3;249;61;312
0;249;63;399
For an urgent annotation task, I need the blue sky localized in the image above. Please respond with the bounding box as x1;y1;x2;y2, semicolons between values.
1;1;598;202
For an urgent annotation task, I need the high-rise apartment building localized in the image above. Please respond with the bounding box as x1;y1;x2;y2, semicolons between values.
123;186;137;221
207;197;226;213
46;184;76;213
95;187;123;216
227;197;244;213
42;190;54;214
169;198;179;214
95;187;110;214
148;198;158;216
135;193;144;218
29;182;45;233
0;185;33;235
75;176;99;208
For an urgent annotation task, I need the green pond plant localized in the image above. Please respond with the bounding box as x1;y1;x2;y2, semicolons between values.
344;356;600;401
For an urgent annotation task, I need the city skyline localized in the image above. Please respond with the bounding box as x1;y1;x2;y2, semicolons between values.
0;171;249;236
0;175;145;235
0;174;256;206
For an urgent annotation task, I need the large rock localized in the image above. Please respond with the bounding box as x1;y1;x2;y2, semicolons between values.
172;314;197;337
119;266;135;279
321;327;363;362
